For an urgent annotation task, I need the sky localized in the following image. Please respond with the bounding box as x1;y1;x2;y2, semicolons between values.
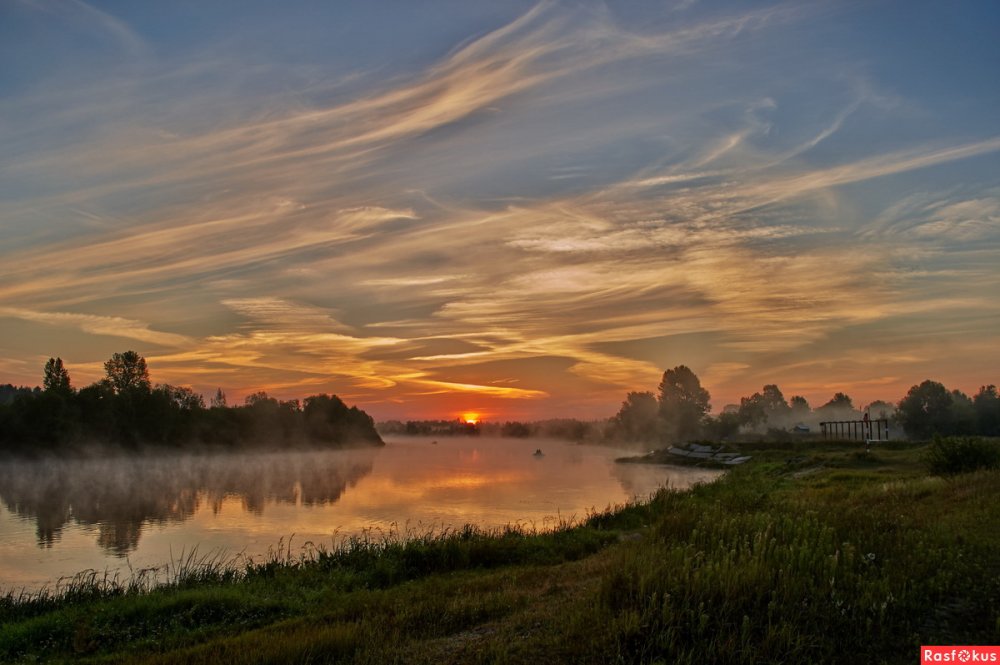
1;0;998;421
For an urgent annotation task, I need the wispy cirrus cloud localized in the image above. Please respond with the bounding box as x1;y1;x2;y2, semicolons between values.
1;1;998;417
0;307;192;348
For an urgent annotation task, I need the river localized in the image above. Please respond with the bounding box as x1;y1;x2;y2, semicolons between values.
0;436;721;591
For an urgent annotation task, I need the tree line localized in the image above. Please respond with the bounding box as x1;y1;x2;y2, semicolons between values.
377;418;599;441
609;365;1000;443
0;352;383;455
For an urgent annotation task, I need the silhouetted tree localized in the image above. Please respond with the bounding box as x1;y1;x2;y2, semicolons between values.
897;380;952;439
76;382;115;441
13;390;76;447
736;385;790;430
159;385;205;411
100;351;151;445
820;392;854;410
948;389;977;435
761;384;790;420
815;392;858;422
737;383;788;428
104;351;150;395
210;388;227;408
303;394;382;445
0;384;33;406
240;391;282;443
657;366;711;442
737;392;767;429
973;385;1000;436
42;357;72;395
31;357;79;446
278;399;303;440
613;391;661;442
789;395;811;419
705;410;742;440
244;391;276;407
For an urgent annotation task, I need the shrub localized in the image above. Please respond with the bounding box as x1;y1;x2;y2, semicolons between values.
926;436;1000;475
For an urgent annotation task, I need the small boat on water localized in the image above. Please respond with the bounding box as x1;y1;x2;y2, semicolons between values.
431;440;438;445
533;448;544;457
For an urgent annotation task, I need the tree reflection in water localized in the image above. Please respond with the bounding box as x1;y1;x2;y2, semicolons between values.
0;450;376;555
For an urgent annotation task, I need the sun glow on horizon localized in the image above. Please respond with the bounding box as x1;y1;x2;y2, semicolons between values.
461;413;481;425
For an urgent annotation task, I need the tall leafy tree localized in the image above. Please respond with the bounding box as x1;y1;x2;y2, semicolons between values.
31;357;78;446
738;384;791;430
761;384;790;420
657;365;711;442
159;385;205;410
705;409;743;440
613;391;661;442
737;392;767;429
304;394;382;445
816;392;857;421
789;395;811;418
104;351;151;394
820;392;854;410
897;380;952;439
102;351;151;446
948;389;976;435
42;357;72;394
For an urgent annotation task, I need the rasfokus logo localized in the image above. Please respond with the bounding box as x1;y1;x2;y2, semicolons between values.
922;646;1000;663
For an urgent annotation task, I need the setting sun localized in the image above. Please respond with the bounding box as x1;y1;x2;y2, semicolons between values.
461;413;480;425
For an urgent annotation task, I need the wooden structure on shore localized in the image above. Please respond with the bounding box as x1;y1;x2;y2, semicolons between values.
819;418;889;442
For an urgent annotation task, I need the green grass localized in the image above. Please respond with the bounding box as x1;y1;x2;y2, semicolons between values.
2;438;998;663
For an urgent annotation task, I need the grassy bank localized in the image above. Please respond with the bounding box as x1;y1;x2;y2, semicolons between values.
2;438;998;663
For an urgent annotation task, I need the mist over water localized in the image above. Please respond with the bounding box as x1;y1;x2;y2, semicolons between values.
0;449;378;554
0;437;720;591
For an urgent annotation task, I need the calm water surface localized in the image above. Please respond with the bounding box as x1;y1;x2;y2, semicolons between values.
0;437;721;591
